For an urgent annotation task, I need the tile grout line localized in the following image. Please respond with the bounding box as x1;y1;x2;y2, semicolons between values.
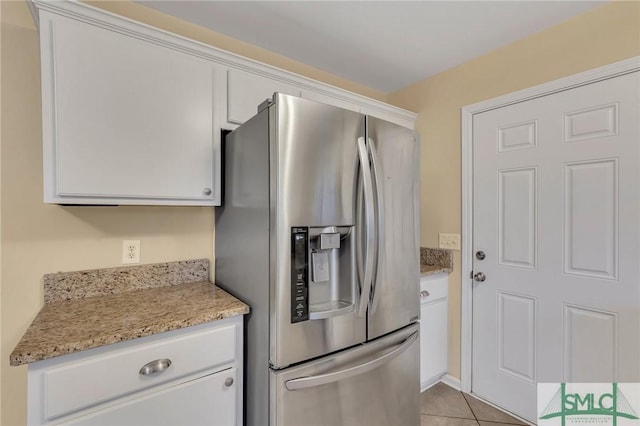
420;413;481;421
461;391;481;425
460;392;527;426
421;384;525;426
420;412;524;426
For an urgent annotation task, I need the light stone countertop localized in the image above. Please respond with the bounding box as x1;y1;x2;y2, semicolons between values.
419;247;453;277
420;264;452;276
10;260;249;366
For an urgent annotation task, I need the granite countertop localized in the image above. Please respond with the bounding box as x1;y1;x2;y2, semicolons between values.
10;260;249;366
420;264;452;276
420;247;453;277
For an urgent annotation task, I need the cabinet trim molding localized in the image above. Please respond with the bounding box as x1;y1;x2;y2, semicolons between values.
30;0;416;125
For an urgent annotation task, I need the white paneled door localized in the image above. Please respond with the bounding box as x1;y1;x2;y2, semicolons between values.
472;72;640;422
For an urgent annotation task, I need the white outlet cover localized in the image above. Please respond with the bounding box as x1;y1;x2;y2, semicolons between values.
438;233;460;251
122;240;140;264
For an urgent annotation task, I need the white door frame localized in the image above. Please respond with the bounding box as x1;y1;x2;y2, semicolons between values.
460;56;640;394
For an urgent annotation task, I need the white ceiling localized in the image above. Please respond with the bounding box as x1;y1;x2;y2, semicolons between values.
136;1;605;93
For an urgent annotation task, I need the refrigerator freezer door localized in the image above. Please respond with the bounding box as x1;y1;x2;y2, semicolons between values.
270;323;420;426
271;94;367;368
367;117;420;340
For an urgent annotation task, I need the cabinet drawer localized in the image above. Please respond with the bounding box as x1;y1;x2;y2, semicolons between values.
45;324;236;420
60;368;237;426
420;273;448;302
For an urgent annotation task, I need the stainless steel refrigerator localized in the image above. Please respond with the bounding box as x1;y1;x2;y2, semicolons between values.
216;93;420;426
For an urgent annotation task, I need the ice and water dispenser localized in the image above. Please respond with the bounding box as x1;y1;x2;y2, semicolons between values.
290;226;355;323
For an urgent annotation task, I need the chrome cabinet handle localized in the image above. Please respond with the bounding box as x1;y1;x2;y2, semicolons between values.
420;290;430;298
285;331;418;391
203;188;212;196
225;378;234;387
357;137;375;317
139;358;172;376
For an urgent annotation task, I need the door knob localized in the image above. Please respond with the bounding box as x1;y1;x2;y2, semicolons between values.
473;272;486;282
475;251;486;260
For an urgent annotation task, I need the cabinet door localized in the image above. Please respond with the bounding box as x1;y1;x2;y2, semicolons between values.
420;299;448;388
42;14;217;205
226;69;300;125
61;368;237;426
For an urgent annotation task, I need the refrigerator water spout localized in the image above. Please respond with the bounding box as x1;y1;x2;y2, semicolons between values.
311;252;330;282
307;225;356;321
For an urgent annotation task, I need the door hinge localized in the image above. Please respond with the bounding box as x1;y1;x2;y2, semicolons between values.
470;270;474;279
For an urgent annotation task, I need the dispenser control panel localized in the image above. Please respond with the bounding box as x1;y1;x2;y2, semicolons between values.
291;227;309;323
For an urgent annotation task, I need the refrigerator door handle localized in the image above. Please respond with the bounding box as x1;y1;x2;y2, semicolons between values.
356;137;375;317
368;137;384;315
284;331;418;391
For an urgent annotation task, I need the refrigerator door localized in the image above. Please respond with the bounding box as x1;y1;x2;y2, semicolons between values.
271;94;367;368
366;117;420;340
270;323;420;426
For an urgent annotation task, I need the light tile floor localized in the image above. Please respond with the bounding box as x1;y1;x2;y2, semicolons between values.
421;383;528;426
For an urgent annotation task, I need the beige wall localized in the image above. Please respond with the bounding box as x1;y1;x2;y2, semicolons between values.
1;3;214;425
0;1;383;425
388;1;640;381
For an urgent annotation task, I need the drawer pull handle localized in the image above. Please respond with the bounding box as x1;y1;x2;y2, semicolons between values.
420;290;430;298
139;358;172;376
225;378;234;387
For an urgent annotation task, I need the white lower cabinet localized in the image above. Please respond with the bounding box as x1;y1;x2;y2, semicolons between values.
419;273;449;390
27;317;243;426
61;368;236;426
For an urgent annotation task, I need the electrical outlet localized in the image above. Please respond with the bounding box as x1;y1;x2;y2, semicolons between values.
439;233;460;251
122;240;140;264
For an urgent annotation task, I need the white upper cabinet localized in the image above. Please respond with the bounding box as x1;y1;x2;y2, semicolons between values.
39;11;218;205
31;0;416;206
226;69;300;125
